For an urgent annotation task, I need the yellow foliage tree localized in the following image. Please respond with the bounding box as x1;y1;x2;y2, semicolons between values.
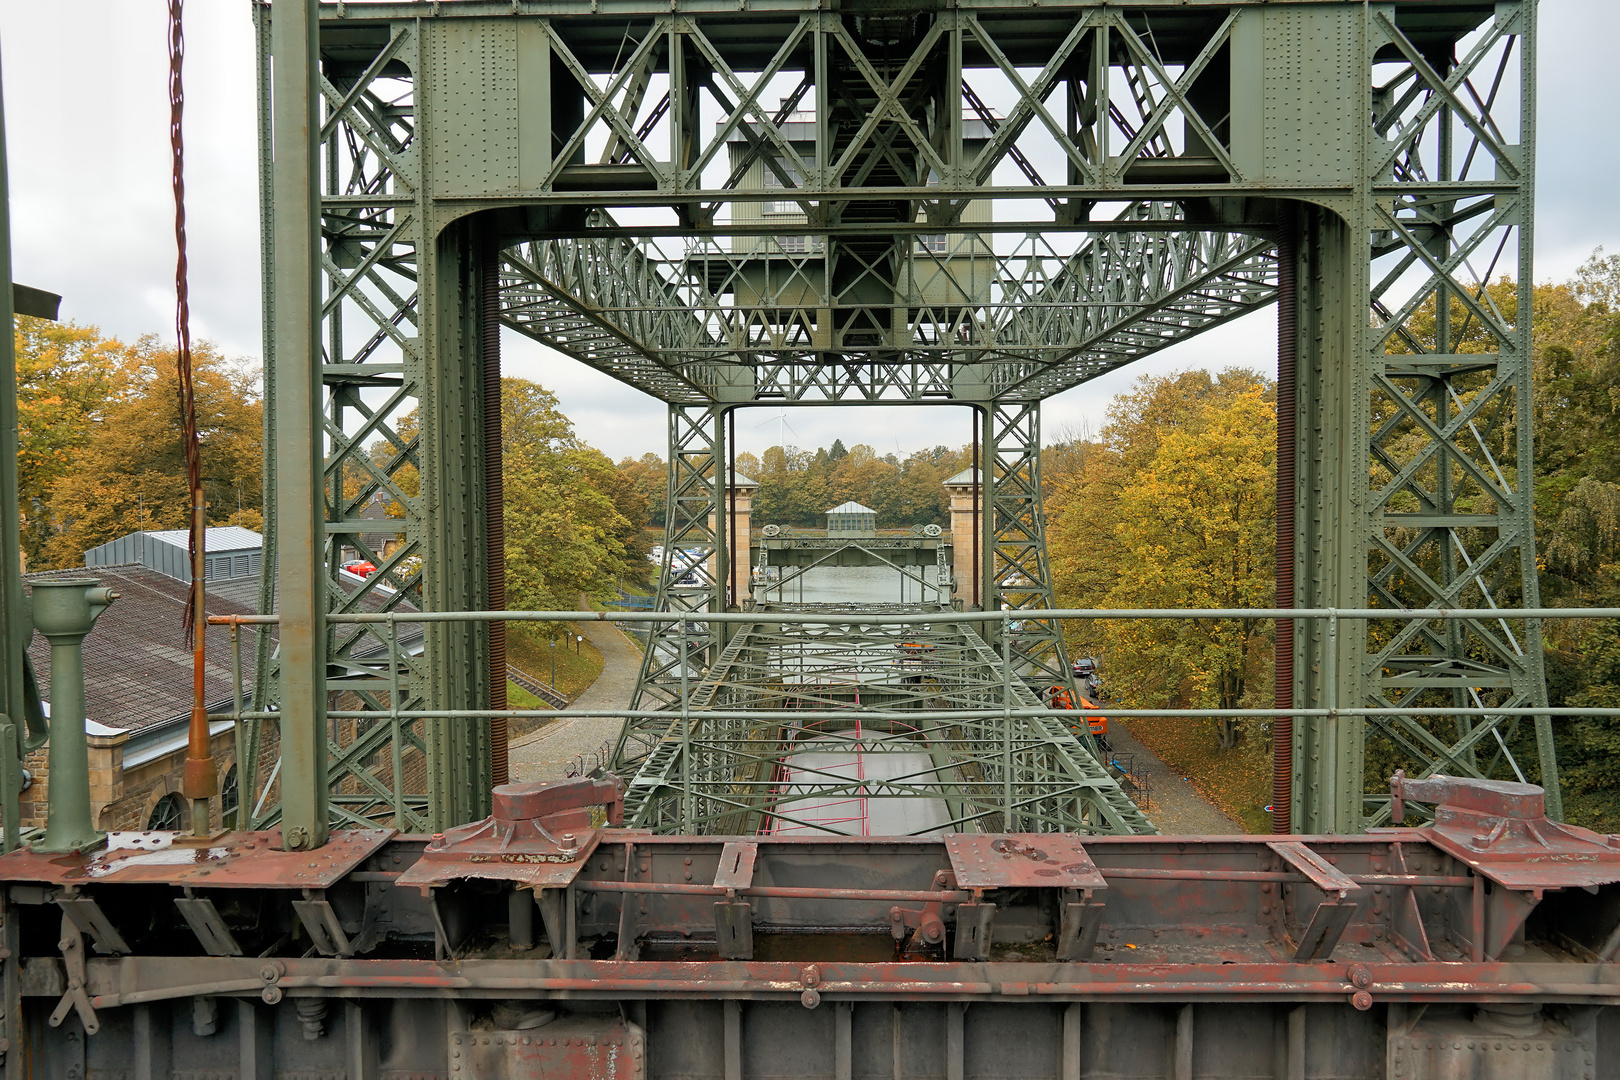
1101;388;1277;748
40;336;263;569
1047;369;1275;751
13;317;119;567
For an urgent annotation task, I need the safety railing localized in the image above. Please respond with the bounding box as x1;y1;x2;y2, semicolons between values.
203;604;1615;833
206;605;1620;726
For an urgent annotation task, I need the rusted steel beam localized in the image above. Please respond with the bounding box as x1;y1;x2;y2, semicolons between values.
2;776;1618;1076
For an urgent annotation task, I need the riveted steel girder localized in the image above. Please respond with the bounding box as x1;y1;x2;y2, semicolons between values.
249;0;1555;838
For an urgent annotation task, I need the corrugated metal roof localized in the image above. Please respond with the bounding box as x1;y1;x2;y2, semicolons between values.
826;501;876;515
140;526;263;551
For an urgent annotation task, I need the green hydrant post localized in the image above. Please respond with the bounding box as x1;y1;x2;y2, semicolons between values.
30;579;117;854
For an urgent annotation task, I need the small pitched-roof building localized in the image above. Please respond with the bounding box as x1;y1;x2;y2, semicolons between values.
826;500;877;538
21;562;269;834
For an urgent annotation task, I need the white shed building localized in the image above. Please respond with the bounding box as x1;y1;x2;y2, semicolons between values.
85;527;264;583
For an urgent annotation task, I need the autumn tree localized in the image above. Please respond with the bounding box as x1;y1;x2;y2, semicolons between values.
13;317;119;567
1047;368;1276;751
1102;389;1276;747
617;452;667;526
40;335;262;569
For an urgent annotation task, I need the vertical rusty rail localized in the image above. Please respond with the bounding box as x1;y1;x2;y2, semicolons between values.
728;410;738;608
483;235;509;787
970;413;981;610
1272;207;1298;835
172;0;218;834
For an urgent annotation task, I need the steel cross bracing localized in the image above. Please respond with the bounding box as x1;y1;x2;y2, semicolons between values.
252;0;1554;839
1289;4;1554;831
496;216;1276;404
614;613;1155;836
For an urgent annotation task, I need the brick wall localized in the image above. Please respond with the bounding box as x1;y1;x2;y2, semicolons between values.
8;724;237;835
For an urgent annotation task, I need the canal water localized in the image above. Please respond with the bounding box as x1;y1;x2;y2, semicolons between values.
751;563;949;607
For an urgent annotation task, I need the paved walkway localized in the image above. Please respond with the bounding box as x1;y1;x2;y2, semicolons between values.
509;618;642;782
1104;721;1244;835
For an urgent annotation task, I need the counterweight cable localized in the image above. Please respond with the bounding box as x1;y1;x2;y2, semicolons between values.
172;0;218;834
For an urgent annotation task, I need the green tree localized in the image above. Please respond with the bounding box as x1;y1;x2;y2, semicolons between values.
501;378;642;608
618;452;668;526
41;336;263;569
1047;369;1275;751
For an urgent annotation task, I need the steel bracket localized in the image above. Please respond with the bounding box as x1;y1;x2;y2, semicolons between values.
1291;901;1357;962
293;891;355;957
175;892;245;957
55;895;130;955
952;901;996;961
1055;895;1105;962
714;901;753;959
48;912;98;1036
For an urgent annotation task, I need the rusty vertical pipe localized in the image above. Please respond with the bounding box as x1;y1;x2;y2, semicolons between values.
483;234;509;787
971;414;981;609
1272;206;1298;835
728;410;738;607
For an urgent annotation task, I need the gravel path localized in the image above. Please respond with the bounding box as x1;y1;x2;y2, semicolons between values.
1104;720;1245;835
509;619;642;781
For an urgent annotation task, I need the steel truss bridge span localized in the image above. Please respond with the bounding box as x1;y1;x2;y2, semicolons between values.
233;0;1558;853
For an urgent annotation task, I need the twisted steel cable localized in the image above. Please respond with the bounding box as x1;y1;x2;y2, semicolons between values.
172;0;202;636
172;0;217;818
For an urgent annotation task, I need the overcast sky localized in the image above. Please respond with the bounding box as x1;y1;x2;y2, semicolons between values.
1;1;1613;462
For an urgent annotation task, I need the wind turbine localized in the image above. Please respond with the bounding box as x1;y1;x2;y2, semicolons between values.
755;407;800;455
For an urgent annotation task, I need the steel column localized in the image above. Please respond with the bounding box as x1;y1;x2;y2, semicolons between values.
268;0;328;850
0;41;29;855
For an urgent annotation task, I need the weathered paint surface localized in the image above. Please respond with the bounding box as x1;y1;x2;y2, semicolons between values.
2;776;1619;1077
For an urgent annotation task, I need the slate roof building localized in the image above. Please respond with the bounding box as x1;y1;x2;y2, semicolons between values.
20;562;269;833
21;528;423;834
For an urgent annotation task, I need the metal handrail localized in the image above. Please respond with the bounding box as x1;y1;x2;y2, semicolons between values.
205;604;1620;724
209;606;1620;625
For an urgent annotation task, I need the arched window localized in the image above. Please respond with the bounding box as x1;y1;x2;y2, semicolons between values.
147;792;184;831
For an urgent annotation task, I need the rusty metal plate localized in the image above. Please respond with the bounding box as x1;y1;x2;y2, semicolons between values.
1266;841;1361;894
946;834;1106;891
713;841;757;891
395;830;602;891
0;829;394;889
449;1016;645;1080
1419;827;1620;892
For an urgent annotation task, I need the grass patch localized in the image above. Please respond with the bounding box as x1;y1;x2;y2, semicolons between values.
1120;717;1273;834
506;679;552;740
507;622;604;701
